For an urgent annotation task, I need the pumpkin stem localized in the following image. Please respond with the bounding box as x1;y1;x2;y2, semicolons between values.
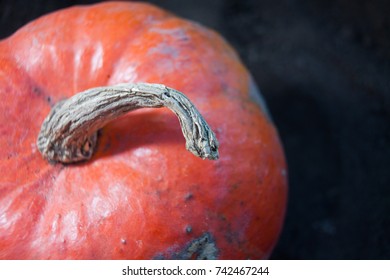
37;83;219;163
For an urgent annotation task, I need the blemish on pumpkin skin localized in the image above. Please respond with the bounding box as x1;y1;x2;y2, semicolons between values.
121;238;127;245
185;225;192;234
154;190;162;198
154;232;218;260
148;42;179;58
219;214;227;221
32;86;42;97
46;96;54;106
31;86;55;107
150;27;190;42
184;192;194;201
230;183;241;191
176;233;218;260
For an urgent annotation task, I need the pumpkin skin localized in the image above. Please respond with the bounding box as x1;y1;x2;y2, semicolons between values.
0;1;287;259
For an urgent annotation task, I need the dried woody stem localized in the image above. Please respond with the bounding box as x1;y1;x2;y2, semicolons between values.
37;83;219;163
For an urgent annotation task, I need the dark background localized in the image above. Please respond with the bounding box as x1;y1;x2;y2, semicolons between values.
1;0;389;259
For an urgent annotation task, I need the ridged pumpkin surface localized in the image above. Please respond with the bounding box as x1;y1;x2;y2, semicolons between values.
0;1;287;259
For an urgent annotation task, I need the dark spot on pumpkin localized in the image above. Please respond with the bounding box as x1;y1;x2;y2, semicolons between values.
155;188;172;200
185;225;192;234
154;232;218;260
221;223;237;244
176;232;218;260
31;86;56;106
184;192;194;201
219;214;227;221
32;86;42;97
231;183;240;190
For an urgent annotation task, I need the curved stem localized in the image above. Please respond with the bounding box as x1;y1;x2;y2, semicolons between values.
37;83;219;163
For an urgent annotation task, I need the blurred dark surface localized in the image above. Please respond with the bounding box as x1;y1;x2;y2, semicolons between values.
1;0;389;259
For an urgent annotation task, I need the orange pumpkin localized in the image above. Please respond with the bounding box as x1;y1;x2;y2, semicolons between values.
0;1;287;259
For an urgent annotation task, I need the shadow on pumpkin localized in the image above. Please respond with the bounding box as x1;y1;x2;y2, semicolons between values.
90;109;186;161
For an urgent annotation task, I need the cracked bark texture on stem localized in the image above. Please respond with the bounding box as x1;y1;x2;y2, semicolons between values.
37;83;219;163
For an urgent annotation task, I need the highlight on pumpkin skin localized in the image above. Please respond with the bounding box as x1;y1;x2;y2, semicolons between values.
36;83;219;164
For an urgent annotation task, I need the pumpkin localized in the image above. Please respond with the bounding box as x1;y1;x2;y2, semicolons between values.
0;1;287;259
